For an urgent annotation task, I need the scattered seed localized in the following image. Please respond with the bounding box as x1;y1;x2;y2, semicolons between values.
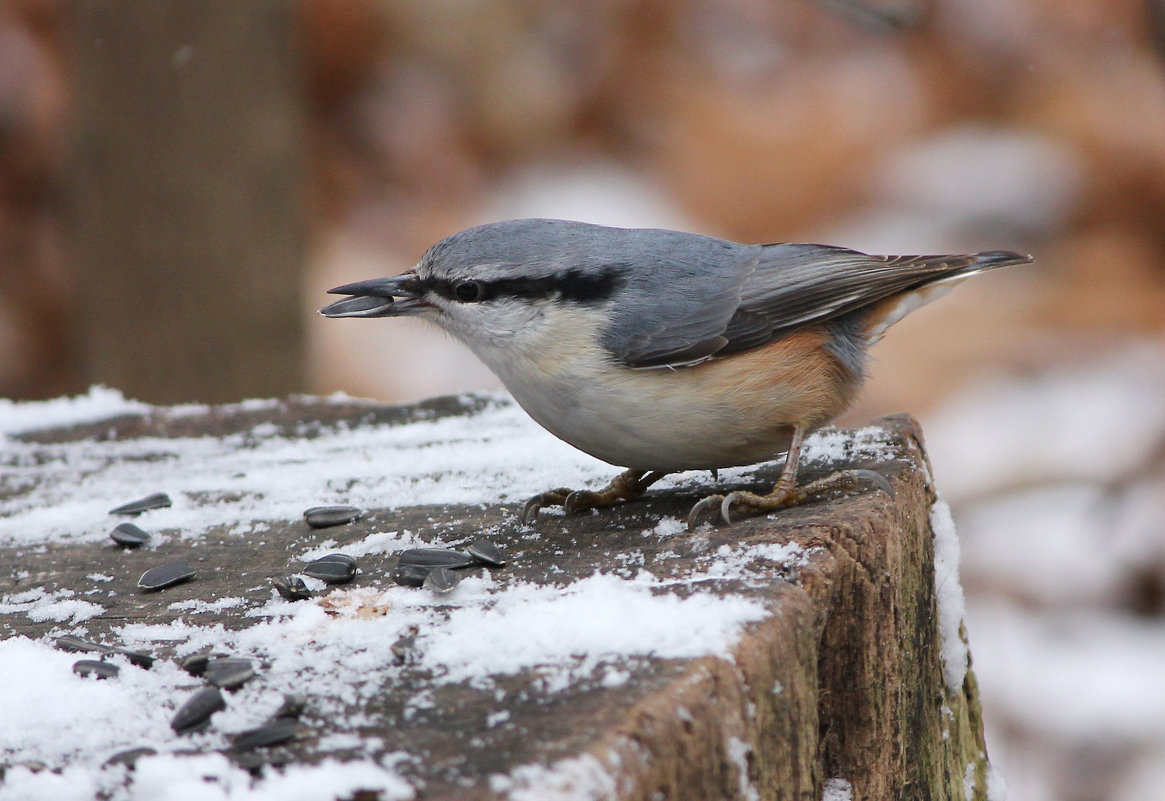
109;493;172;516
398;548;474;570
110;646;155;669
302;555;356;584
423;566;461;594
303;505;362;529
54;635;107;655
138;561;195;592
466;539;506;567
73;659;119;680
103;747;157;768
273;694;306;720
54;636;153;668
271;575;311;601
110;522;151;547
179;652;225;677
392;564;430;588
232;718;301;751
204;657;255;691
171;687;226;733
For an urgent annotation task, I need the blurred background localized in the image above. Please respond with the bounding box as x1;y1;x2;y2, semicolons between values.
0;0;1163;798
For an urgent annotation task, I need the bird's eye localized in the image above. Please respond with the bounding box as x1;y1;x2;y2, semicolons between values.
453;281;484;302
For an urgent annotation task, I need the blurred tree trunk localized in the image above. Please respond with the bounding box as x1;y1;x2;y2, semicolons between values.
63;1;308;404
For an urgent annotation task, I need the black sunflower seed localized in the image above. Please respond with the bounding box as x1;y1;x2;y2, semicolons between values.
303;505;362;529
137;561;195;592
392;564;430;588
110;522;151;547
232;718;301;751
204;657;255;691
73;659;119;680
109;493;172;516
271;575;311;601
466;539;506;567
423;566;461;594
103;747;157;768
171;687;226;733
302;555;356;584
398;548;473;570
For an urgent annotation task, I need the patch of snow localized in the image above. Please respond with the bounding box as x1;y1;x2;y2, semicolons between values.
726;737;759;801
416;572;768;686
0;587;105;624
932;498;969;693
822;777;853;801
0;386;150;436
493;753;617;801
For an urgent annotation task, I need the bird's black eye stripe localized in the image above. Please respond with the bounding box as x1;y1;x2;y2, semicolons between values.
453;281;483;302
426;265;626;305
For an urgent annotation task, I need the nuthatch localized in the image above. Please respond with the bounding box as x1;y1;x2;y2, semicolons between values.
320;219;1031;529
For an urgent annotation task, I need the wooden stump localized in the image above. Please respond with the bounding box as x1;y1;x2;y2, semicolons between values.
0;396;992;800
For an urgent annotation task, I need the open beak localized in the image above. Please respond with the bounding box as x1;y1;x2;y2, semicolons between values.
318;273;428;318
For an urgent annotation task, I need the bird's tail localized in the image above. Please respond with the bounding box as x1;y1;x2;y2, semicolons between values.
861;250;1033;342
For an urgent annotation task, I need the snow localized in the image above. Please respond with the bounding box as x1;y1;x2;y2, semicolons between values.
0;386;150;437
821;777;853;801
726;737;760;801
930;499;969;693
493;754;616;801
921;341;1165;801
0;388;815;800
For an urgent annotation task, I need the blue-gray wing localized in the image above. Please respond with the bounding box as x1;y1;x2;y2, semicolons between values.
602;239;1027;368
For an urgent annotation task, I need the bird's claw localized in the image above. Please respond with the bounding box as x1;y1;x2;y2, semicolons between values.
564;490;601;514
686;494;725;530
520;488;572;524
846;468;895;499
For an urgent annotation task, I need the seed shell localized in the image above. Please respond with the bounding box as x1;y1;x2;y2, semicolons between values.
466;538;506;567
423;566;461;594
303;505;362;529
137;561;195;592
109;492;172;516
398;548;474;570
110;522;151;547
171;687;226;733
73;659;120;680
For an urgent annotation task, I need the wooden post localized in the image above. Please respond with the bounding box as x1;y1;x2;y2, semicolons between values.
63;1;308;404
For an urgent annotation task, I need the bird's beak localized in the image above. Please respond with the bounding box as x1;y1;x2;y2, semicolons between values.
318;272;428;318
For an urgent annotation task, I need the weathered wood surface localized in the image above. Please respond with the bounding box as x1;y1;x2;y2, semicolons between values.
0;396;990;800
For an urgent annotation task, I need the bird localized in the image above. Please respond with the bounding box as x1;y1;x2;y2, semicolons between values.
320;218;1031;529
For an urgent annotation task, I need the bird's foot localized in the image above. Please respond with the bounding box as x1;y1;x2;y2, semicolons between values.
687;468;893;530
521;469;666;524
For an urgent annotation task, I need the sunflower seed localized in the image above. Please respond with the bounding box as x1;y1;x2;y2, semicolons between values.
303;505;362;529
271;575;311;601
109;493;172;516
110;646;155;669
204;657;255;690
171;687;226;733
273;694;307;720
423;566;461;594
104;747;157;768
398;548;474;570
137;561;195;592
73;659;119;680
392;564;430;588
466;539;506;567
110;522;151;547
179;652;216;677
54;635;108;655
302;555;356;584
232;718;301;751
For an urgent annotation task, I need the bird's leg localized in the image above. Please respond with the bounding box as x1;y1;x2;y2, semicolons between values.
687;427;893;529
522;469;668;523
